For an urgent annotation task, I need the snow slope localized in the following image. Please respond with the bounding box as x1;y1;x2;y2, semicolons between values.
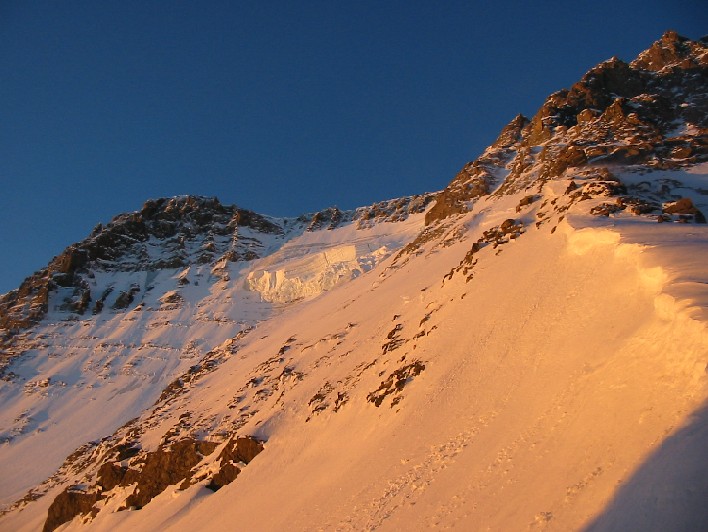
0;207;427;507
4;171;707;531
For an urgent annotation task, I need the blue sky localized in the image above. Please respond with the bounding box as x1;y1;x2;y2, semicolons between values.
1;1;705;294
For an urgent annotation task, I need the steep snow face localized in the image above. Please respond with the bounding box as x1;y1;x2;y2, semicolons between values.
5;167;706;532
0;263;268;505
0;196;431;508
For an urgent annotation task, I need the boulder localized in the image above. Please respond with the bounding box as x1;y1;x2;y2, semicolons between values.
663;197;706;223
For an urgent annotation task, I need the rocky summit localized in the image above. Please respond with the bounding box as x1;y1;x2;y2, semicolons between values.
427;31;707;224
1;32;707;532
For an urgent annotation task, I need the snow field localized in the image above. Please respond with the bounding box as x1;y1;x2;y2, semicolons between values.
53;197;708;531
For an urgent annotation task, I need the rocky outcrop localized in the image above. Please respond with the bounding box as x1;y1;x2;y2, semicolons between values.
306;207;349;231
43;487;99;532
0;273;50;331
355;193;437;228
112;285;140;310
1;197;240;332
367;361;426;407
631;31;708;72
121;439;218;509
206;436;265;491
662;197;707;223
425;115;529;225
42;435;264;531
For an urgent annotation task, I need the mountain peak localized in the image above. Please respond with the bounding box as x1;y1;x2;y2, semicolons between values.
426;31;707;216
491;114;530;149
138;195;228;219
631;30;707;72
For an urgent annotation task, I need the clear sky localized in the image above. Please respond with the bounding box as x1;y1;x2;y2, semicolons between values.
1;1;705;294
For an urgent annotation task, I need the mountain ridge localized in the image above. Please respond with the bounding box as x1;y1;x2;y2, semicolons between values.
426;30;707;224
0;192;436;331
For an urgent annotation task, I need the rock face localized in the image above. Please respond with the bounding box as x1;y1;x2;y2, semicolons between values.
42;436;264;532
367;361;426;407
356;194;437;228
120;439;218;509
426;31;708;224
632;31;707;72
206;437;265;491
425;114;529;224
0;197;237;332
42;488;99;532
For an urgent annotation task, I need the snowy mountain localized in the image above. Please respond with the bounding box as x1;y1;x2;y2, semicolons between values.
1;31;707;531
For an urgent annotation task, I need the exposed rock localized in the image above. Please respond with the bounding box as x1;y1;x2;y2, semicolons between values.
206;463;241;491
40;436;221;530
52;432;263;525
581;178;627;198
43;487;99;532
516;195;538;212
450;219;527;282
121;439;218;509
307;207;347;231
439;32;706;210
425;114;530;225
663;197;707;223
425;163;493;224
206;436;265;491
670;144;693;159
577;108;599;124
160;291;184;305
216;436;265;466
92;287;113;315
500;219;518;233
368;361;426;407
97;462;128;491
590;202;624;217
355;193;437;228
112;285;139;310
631;30;707;72
618;196;661;215
542;145;587;177
664;197;699;215
491;114;529;149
